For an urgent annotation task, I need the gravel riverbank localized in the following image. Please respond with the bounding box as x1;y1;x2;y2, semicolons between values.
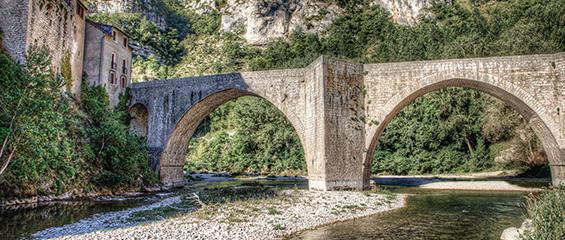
34;190;405;240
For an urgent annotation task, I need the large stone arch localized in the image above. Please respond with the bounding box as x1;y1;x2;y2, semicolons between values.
364;73;564;187
159;88;308;185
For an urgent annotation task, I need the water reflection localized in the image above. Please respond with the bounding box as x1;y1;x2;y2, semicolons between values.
0;200;142;240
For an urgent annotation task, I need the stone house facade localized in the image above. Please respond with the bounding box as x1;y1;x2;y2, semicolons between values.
83;20;133;106
0;0;87;96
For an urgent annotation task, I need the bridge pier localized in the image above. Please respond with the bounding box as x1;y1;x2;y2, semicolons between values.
552;165;565;186
304;57;366;191
552;148;565;186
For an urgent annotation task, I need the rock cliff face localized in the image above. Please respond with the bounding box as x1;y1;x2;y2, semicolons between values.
220;0;341;45
185;0;438;45
89;0;440;45
87;0;168;29
371;0;440;25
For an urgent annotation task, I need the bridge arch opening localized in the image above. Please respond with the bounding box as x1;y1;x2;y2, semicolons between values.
365;78;562;186
129;103;149;138
160;89;307;185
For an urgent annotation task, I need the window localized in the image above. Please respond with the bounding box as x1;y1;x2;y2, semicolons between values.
122;59;127;74
111;53;116;70
109;71;116;85
123;37;128;48
120;76;127;88
112;31;116;41
77;4;84;18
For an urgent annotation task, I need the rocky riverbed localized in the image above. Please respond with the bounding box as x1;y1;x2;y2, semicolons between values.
34;190;405;240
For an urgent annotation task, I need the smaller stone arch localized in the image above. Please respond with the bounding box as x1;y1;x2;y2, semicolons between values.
129;103;149;138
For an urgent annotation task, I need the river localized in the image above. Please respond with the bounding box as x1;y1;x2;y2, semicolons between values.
0;175;546;240
289;189;529;240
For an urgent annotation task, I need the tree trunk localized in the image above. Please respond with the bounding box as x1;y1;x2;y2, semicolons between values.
465;137;474;156
0;146;15;176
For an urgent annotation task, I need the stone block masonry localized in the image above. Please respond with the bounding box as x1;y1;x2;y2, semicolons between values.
0;0;86;96
130;53;565;190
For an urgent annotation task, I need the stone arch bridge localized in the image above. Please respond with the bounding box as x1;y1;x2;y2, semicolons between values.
129;53;565;191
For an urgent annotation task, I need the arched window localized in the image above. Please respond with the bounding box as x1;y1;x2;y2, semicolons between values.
120;76;127;88
109;71;116;85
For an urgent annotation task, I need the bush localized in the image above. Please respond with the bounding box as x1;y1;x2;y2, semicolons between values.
81;82;158;187
0;47;157;199
523;186;565;239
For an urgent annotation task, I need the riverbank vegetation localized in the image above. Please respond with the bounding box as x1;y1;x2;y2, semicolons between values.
523;186;565;239
0;47;156;200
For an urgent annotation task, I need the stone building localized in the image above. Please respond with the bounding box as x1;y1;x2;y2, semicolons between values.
83;19;133;107
0;0;87;96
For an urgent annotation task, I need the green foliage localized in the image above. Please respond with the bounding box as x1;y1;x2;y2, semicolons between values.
372;89;489;174
523;186;565;239
61;51;72;91
371;88;543;175
0;46;79;197
185;97;305;176
81;82;158;187
0;46;156;199
187;11;221;35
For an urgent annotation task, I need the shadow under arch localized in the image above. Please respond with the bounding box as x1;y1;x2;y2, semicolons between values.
159;88;307;185
364;78;562;186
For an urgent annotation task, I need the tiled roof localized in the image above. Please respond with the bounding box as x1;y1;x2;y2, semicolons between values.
86;19;130;39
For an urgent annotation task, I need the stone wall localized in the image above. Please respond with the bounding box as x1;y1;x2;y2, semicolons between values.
83;21;104;85
101;29;132;107
0;0;29;63
84;21;133;106
27;0;85;95
0;0;86;95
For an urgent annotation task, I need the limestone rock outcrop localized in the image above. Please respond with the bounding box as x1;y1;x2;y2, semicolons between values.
87;0;168;30
219;0;341;45
89;1;447;46
185;0;441;45
500;219;533;240
371;0;447;25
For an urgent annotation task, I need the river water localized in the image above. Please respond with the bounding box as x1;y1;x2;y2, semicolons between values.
290;189;529;240
0;176;544;240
